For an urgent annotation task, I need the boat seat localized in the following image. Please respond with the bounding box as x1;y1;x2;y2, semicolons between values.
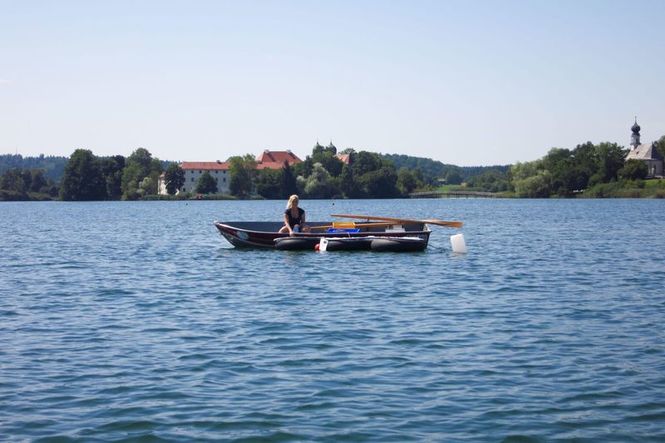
332;221;357;228
327;221;360;233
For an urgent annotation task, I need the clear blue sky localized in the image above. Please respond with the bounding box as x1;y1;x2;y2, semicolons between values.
1;0;664;166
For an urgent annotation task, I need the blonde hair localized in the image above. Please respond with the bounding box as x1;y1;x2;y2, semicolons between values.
286;194;299;209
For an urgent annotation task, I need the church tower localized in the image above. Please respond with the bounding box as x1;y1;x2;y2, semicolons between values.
631;117;641;149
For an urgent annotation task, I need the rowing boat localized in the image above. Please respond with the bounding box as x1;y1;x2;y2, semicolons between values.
214;220;431;249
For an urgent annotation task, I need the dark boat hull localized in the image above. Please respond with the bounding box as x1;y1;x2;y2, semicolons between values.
370;237;427;252
325;237;373;251
214;221;431;249
274;237;321;250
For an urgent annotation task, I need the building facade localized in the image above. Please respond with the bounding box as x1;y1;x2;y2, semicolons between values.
625;119;663;178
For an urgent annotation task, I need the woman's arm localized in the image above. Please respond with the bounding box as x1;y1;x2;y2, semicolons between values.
284;213;293;234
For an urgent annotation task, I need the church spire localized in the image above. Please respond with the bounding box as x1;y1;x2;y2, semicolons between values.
631;117;641;149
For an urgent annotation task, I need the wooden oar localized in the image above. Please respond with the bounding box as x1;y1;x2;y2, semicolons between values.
330;213;463;228
310;221;404;231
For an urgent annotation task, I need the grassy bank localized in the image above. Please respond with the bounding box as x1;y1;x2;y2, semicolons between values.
582;179;665;198
435;179;665;198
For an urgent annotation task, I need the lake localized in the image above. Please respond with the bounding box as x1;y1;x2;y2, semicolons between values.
1;199;664;442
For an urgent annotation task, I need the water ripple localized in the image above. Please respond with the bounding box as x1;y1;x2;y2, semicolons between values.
1;200;665;441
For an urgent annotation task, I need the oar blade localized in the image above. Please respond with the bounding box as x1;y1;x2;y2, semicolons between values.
423;219;464;228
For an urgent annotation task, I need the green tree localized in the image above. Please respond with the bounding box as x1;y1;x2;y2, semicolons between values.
569;142;596;189
121;163;141;200
48;184;59;197
511;160;553;197
128;148;152;175
595;142;626;183
0;154;68;183
21;170;32;191
229;155;256;197
619;159;648;180
139;176;154;197
445;169;463;185
196;171;218;194
280;161;298;198
514;170;553;197
60;149;106;201
145;160;163;195
295;157;313;177
99;155;125;199
358;167;399;198
466;170;511;192
312;142;325;156
309;142;344;177
397;168;421;195
340;163;361;198
29;169;48;193
352;151;383;177
256;168;281;199
121;148;162;199
511;160;542;182
655;136;665;160
0;168;26;193
164;163;185;195
303;163;339;198
542;148;576;196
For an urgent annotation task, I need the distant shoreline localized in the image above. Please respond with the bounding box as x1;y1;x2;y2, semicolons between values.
3;192;665;202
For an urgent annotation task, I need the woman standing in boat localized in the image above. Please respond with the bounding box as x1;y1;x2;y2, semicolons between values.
279;194;309;235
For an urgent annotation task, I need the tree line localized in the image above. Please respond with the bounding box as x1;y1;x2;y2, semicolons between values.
3;136;663;201
161;143;432;200
456;137;664;197
0;143;438;201
57;148;162;200
0;168;59;201
0;154;68;181
381;153;510;186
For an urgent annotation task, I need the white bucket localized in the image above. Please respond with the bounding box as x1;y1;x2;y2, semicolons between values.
450;234;467;253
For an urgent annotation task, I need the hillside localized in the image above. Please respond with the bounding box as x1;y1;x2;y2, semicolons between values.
0;154;69;182
380;153;510;184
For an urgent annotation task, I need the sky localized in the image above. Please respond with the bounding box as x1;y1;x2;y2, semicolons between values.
1;0;664;166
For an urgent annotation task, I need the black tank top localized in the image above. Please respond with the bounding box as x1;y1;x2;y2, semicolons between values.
285;207;304;227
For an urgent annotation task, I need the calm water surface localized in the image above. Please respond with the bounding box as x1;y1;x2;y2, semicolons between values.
1;199;664;442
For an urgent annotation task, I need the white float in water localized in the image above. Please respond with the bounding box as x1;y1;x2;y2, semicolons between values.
319;238;329;252
450;234;467;253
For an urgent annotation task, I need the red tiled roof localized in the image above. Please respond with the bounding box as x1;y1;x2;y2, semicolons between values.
181;161;229;170
336;153;351;164
256;150;302;165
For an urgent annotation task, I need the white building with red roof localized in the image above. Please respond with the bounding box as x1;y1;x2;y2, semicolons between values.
158;150;302;195
255;149;302;169
158;160;230;195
